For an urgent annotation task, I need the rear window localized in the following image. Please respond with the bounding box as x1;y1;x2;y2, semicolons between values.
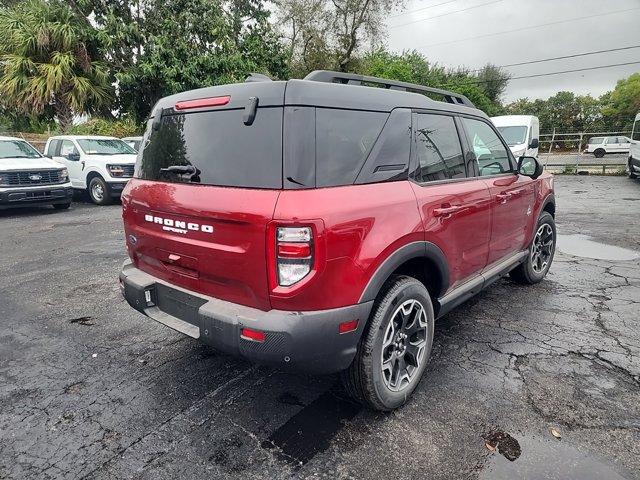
138;107;283;189
588;137;604;144
315;109;387;187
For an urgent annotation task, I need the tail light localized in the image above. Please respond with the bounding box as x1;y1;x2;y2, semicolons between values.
276;227;313;286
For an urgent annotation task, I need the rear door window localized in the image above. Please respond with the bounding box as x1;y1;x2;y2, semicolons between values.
315;109;387;187
413;113;466;182
138;107;283;189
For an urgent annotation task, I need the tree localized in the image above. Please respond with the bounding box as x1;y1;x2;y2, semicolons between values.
356;49;505;116
0;0;112;131
275;0;403;76
94;0;289;121
602;72;640;131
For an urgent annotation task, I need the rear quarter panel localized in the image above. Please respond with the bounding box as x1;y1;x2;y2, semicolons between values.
527;172;555;245
272;181;423;310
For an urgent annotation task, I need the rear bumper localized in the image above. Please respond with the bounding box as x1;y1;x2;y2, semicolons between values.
0;183;73;208
119;260;372;374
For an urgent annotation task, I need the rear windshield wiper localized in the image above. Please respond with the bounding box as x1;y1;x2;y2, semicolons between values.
160;164;200;182
160;165;197;175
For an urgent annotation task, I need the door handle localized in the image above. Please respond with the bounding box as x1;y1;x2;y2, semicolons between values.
433;205;463;217
496;192;511;203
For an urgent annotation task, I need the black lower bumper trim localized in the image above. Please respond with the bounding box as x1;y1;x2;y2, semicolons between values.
0;187;73;208
120;261;373;374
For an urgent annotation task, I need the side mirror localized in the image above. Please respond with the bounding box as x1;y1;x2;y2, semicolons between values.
529;138;539;149
66;152;80;161
518;156;543;179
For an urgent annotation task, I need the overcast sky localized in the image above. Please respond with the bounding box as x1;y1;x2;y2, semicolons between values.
384;0;640;103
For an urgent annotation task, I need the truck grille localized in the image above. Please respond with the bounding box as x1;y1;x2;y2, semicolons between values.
122;165;135;177
3;170;65;186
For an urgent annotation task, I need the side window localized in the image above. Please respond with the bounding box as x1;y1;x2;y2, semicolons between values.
59;140;78;157
605;137;618;144
461;117;512;176
316;108;387;187
355;109;411;185
46;139;61;157
413;113;466;183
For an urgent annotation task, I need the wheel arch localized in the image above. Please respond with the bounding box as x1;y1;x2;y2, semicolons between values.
358;241;450;305
541;194;555;218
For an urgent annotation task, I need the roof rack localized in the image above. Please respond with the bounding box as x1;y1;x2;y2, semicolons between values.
303;70;475;108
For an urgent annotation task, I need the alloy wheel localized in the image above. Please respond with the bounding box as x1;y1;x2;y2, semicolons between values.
531;223;554;274
381;299;428;392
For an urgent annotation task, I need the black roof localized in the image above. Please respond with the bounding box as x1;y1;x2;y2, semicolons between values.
150;71;486;118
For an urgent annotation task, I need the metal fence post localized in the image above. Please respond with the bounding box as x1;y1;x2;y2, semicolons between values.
575;132;583;174
545;128;555;168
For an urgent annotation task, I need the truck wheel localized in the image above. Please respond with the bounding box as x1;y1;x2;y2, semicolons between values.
510;212;556;285
594;148;605;158
88;176;112;205
53;203;71;210
629;160;638;179
342;275;434;411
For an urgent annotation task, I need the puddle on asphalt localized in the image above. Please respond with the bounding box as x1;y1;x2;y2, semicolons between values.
556;234;640;261
261;389;362;468
480;433;631;480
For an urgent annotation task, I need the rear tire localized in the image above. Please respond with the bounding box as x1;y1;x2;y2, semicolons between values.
594;148;605;158
342;275;434;411
53;203;71;210
88;176;112;205
510;212;556;285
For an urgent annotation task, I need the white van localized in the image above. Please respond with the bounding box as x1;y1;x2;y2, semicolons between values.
44;135;137;205
630;113;640;179
491;115;540;158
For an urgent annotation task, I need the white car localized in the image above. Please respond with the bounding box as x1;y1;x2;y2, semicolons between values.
0;136;73;210
121;136;143;152
491;115;540;158
44;135;137;205
629;113;640;179
585;136;631;158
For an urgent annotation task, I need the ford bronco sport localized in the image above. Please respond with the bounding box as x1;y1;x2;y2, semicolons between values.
119;71;556;411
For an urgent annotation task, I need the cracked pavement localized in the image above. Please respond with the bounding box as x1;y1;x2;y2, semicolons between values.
1;175;639;479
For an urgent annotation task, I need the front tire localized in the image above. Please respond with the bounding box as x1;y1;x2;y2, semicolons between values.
342;275;434;411
88;176;112;205
510;212;556;284
594;148;605;158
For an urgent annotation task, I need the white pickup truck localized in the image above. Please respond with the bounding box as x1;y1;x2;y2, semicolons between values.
0;136;73;210
44;135;137;205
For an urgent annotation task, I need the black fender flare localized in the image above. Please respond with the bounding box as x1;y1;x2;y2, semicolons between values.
358;241;450;303
541;193;556;217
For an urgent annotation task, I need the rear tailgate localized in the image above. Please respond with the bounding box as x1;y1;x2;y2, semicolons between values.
122;82;285;311
123;182;279;310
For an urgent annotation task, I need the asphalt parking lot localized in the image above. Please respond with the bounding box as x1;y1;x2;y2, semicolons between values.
1;175;639;480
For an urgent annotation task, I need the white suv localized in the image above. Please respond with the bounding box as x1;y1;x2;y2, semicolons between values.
44;135;137;205
585;136;631;158
0;136;73;210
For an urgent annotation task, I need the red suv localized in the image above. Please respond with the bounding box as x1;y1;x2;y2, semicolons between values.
120;71;556;410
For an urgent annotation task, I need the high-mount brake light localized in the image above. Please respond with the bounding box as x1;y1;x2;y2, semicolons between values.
275;227;313;286
174;95;230;111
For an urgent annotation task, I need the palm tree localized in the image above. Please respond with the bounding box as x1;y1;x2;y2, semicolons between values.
0;0;112;131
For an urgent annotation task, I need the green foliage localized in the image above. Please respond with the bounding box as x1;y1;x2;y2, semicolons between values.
0;0;113;130
109;0;289;121
602;73;640;131
356;49;507;115
67;117;141;138
505;72;640;134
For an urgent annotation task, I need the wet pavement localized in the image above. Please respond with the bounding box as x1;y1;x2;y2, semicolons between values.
1;175;639;479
